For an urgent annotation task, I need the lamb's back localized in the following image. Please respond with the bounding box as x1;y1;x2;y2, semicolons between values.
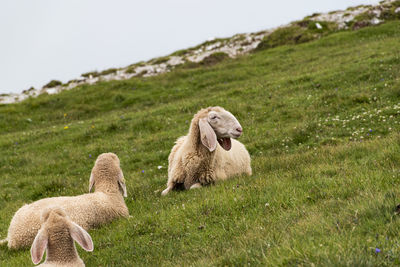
7;192;117;249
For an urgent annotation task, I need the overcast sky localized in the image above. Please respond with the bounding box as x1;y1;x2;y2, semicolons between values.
0;0;380;94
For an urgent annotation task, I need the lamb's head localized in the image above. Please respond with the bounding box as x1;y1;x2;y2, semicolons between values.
198;106;243;152
89;152;127;197
31;207;93;265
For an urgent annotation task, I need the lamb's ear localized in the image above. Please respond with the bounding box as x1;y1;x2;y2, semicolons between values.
199;118;217;152
118;171;127;198
31;229;48;265
70;222;94;252
89;172;95;193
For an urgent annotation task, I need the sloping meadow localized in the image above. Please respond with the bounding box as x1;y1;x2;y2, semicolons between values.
0;21;400;266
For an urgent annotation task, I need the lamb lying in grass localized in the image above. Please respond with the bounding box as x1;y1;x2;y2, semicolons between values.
162;106;252;195
2;152;129;249
31;207;93;267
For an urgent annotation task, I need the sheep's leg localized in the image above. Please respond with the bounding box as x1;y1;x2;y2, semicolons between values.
163;162;188;195
184;177;199;190
184;170;214;190
182;154;206;190
190;183;202;189
198;169;215;186
161;185;173;196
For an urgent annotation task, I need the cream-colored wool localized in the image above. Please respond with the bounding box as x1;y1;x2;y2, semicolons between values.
31;207;93;267
3;153;129;249
162;106;252;195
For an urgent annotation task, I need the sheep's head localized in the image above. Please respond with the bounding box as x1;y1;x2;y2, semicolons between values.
40;206;67;225
31;207;93;265
89;153;127;197
199;107;243;152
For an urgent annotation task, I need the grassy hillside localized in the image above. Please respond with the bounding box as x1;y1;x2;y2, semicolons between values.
1;21;400;266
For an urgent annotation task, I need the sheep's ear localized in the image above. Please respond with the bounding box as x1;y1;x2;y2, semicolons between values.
118;171;127;197
89;172;95;192
70;222;94;252
31;229;48;265
199;118;217;152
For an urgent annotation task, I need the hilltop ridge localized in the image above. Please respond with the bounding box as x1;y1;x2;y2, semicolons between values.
1;0;399;105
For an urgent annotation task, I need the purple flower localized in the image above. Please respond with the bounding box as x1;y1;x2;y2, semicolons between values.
142;170;144;173
89;154;92;158
375;248;381;253
369;129;372;132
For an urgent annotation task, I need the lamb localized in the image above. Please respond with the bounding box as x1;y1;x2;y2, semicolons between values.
162;106;252;195
31;207;93;267
2;152;129;249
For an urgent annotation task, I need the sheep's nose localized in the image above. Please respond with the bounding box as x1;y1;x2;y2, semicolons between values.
236;127;243;133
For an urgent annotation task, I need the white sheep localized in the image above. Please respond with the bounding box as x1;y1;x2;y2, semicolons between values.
31;207;93;267
2;152;129;249
162;106;252;195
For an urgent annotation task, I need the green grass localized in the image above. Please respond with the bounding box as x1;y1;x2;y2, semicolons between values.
81;71;100;78
99;68;118;76
43;80;62;89
1;21;400;266
256;20;338;50
180;52;230;69
151;56;171;65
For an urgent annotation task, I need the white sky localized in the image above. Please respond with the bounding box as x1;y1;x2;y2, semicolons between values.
0;0;380;94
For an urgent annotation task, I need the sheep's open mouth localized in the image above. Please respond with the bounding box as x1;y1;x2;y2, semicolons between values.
218;137;232;151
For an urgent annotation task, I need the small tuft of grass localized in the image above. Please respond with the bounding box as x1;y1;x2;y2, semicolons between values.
199;52;229;66
22;87;35;94
43;80;62;88
178;52;230;69
99;68;118;76
255;21;337;51
136;70;148;77
125;67;136;74
151;56;170;65
113;94;125;103
81;71;99;78
351;93;371;104
170;49;189;57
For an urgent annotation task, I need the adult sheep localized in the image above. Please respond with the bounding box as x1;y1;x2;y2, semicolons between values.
162;106;252;195
1;152;129;249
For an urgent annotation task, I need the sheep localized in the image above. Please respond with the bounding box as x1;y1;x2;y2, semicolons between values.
31;207;93;267
162;106;252;195
2;152;129;249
